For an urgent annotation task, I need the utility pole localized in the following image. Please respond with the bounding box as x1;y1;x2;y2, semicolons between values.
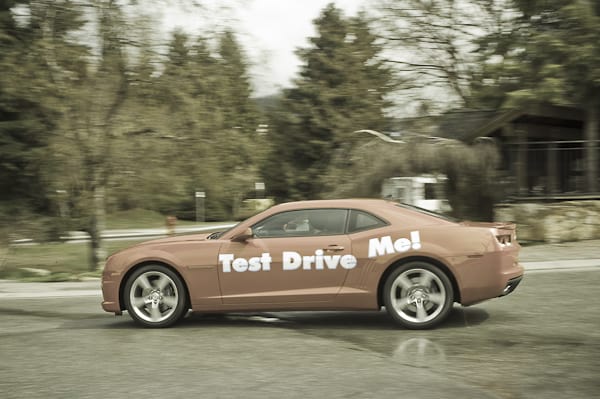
195;189;205;222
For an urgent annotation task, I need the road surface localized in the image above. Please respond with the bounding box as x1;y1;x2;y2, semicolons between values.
0;268;599;398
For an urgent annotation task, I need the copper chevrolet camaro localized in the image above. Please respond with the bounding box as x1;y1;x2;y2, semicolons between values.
101;199;524;329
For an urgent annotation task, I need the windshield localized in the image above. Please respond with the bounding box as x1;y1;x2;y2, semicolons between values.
394;202;459;223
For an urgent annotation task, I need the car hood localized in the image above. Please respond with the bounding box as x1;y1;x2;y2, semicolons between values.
133;233;213;246
108;233;213;258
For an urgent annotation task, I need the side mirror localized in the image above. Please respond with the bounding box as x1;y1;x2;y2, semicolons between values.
232;227;253;242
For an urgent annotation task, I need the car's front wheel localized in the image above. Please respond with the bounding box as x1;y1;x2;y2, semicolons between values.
383;261;454;329
123;264;188;328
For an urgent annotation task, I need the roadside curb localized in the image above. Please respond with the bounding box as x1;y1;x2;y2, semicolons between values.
0;280;101;299
0;290;102;299
522;258;600;271
11;223;237;245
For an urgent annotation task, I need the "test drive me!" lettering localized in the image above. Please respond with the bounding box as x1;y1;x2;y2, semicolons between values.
218;231;421;273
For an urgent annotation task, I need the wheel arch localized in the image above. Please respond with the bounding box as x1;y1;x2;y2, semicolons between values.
119;260;192;311
377;256;461;308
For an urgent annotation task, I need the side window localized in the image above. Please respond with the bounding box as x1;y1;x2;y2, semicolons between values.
347;209;387;233
252;209;348;238
424;183;437;200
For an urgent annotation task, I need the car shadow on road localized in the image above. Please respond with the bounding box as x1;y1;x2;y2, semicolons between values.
87;305;489;331
180;306;489;330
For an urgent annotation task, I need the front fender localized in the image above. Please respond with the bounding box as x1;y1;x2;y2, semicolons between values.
110;241;224;311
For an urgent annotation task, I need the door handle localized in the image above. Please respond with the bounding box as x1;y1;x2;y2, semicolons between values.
324;245;345;252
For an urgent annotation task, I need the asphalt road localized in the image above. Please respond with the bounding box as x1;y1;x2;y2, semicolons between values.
1;269;599;399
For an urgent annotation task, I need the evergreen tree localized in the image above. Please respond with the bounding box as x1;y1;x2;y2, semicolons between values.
1;0;91;238
217;30;257;132
0;1;37;207
151;30;260;220
213;30;261;217
264;4;395;201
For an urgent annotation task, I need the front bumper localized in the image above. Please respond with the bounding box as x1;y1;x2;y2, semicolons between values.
101;270;122;314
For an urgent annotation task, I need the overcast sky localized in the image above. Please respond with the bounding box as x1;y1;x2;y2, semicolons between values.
162;0;366;97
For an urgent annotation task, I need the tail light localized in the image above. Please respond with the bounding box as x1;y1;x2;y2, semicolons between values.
496;234;512;246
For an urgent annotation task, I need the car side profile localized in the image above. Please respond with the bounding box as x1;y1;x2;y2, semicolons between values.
101;199;524;329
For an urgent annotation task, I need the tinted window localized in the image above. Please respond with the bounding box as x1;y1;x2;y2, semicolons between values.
424;183;436;200
347;210;387;233
252;209;348;238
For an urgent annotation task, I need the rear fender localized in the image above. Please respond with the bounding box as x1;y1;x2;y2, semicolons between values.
377;254;461;307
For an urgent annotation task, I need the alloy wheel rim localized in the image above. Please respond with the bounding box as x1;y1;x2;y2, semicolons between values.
129;271;179;323
390;268;446;324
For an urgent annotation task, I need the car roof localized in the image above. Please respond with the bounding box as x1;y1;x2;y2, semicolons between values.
269;198;394;211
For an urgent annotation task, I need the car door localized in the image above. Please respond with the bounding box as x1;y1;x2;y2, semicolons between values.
217;208;354;305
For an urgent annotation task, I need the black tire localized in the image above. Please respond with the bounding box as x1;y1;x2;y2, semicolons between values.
123;264;188;328
383;261;454;329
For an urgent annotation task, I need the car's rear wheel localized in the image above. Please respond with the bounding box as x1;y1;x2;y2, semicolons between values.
123;264;188;328
383;261;453;329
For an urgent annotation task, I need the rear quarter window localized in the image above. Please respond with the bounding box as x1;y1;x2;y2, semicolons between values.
347;209;388;233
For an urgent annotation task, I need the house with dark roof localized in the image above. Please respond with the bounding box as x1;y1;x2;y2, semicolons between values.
390;104;600;241
438;104;598;200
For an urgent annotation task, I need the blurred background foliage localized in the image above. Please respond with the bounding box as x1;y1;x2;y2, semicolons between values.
1;0;599;269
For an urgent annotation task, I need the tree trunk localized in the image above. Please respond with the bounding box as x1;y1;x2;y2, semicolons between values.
88;185;106;271
584;97;599;193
